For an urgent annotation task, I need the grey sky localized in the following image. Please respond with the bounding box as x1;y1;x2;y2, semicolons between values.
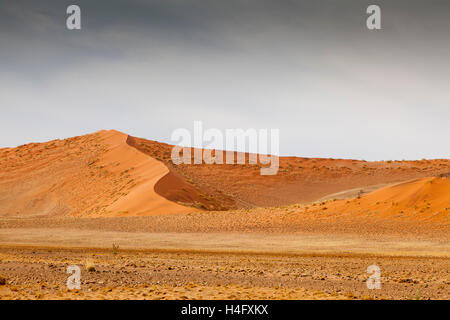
1;0;449;160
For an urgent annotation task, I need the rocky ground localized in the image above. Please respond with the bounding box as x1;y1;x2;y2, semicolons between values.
0;246;448;300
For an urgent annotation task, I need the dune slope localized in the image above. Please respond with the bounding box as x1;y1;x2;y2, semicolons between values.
0;130;195;217
127;135;450;210
297;177;450;224
347;177;450;222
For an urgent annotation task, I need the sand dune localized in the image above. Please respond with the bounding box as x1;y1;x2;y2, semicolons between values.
0;130;195;217
342;177;450;222
1;130;450;217
299;177;450;225
127;135;450;210
95;130;195;216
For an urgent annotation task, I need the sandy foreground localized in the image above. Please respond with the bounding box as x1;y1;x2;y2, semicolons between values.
0;243;448;300
0;216;448;300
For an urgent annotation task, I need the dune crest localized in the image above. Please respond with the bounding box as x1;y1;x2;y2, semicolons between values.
95;130;197;216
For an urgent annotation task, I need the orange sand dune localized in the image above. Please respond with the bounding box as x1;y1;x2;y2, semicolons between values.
127;135;450;210
0;130;195;217
304;177;450;224
1;130;450;217
94;130;196;216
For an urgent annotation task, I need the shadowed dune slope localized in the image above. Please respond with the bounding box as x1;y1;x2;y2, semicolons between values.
127;135;450;210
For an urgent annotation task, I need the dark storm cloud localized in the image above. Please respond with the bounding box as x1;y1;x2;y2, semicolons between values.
2;0;449;76
0;0;449;160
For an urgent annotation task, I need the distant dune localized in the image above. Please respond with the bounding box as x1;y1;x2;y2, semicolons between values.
334;177;450;223
297;177;450;225
0;130;449;217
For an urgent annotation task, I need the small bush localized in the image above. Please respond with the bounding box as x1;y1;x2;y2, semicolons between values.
112;243;119;255
86;260;96;272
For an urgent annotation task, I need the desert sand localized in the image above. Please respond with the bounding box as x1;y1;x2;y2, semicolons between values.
0;130;448;300
0;130;194;217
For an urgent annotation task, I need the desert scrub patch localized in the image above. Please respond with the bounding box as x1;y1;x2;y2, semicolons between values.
112;243;120;255
86;259;96;272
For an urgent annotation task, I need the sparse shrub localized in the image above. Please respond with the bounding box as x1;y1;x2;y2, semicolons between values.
112;243;119;255
357;190;363;199
0;275;6;285
86;260;96;272
408;288;422;300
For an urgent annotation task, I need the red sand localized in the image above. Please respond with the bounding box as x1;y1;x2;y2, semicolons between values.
1;130;449;218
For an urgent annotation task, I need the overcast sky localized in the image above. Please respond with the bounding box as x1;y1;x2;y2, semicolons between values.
1;0;449;160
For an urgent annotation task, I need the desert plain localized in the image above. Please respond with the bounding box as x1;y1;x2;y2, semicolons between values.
0;130;448;300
